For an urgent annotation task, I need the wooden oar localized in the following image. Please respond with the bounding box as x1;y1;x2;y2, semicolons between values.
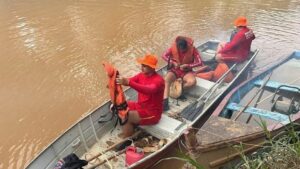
86;130;142;162
233;72;273;121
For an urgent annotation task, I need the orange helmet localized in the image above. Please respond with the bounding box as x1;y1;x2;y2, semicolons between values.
234;16;248;27
137;54;158;69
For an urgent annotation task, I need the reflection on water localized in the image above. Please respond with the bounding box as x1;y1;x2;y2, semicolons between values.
0;0;300;168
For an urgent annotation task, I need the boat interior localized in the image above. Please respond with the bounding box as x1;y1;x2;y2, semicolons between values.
217;52;300;132
192;52;300;169
83;41;228;169
26;40;258;169
81;41;256;168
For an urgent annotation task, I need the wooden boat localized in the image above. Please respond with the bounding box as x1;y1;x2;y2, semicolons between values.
25;40;258;169
185;50;300;169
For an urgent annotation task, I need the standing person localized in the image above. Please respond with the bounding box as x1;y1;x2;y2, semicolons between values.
116;54;165;137
162;36;204;111
216;16;255;63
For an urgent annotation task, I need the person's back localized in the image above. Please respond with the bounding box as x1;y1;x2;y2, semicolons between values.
236;27;255;59
216;16;255;63
221;26;255;62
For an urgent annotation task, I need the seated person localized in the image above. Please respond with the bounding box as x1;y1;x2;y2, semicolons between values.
116;54;165;137
216;16;255;63
162;36;204;111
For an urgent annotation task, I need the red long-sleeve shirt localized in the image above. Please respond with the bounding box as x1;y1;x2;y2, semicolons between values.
219;27;255;62
128;72;165;117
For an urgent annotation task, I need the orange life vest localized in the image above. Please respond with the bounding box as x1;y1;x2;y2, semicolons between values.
102;62;129;122
171;36;195;64
196;63;234;83
212;63;234;83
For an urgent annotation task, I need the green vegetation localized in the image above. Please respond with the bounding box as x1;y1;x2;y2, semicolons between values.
233;118;300;169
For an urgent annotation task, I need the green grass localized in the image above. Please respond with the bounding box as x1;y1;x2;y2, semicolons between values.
233;119;300;169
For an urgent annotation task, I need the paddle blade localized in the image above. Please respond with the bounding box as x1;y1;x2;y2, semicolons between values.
186;101;205;121
180;101;205;121
180;101;198;120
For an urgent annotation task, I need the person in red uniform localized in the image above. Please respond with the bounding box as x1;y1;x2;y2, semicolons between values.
216;16;255;63
116;54;165;137
162;36;204;110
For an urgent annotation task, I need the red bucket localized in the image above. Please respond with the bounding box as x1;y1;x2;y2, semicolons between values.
125;146;144;166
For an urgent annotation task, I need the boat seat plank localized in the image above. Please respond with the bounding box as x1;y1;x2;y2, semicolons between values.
196;116;261;145
254;80;300;93
226;102;289;122
195;77;215;90
139;114;187;139
185;77;216;97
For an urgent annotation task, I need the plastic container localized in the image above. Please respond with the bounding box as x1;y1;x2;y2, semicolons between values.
125;146;144;166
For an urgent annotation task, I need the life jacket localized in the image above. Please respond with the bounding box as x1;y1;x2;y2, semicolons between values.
196;63;234;83
102;62;129;125
212;63;234;83
196;71;214;81
171;36;195;64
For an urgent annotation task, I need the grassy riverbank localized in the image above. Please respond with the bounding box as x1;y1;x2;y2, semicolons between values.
232;120;300;169
180;120;300;169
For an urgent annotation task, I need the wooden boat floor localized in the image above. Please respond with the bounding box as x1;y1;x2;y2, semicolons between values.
196;116;262;145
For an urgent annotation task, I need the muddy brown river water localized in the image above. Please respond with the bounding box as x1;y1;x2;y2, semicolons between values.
0;0;300;168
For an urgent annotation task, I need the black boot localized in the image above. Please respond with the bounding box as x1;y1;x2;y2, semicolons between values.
163;98;169;111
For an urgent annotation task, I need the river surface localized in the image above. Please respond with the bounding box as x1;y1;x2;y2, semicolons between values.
0;0;300;168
